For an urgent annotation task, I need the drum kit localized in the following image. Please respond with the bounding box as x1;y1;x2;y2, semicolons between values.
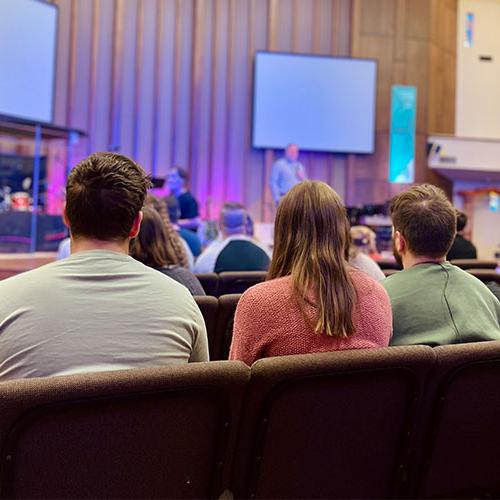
0;178;33;212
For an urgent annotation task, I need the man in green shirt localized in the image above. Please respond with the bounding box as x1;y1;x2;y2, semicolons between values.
383;184;500;347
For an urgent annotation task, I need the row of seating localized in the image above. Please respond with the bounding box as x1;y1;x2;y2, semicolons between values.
195;271;266;297
195;294;240;360
195;264;499;298
1;340;499;498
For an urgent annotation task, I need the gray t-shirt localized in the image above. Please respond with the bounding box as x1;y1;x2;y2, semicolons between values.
0;250;209;381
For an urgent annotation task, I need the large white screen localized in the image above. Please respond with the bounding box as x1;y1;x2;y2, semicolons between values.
0;0;57;123
253;52;377;153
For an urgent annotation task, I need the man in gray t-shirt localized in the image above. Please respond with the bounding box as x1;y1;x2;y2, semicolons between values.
0;153;208;381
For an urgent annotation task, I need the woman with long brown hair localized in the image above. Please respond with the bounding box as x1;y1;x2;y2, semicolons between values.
130;207;204;296
144;194;191;269
229;181;391;365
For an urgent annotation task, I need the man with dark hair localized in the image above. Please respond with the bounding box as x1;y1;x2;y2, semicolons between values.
383;184;499;347
194;202;271;273
166;166;200;231
447;210;478;260
0;153;208;380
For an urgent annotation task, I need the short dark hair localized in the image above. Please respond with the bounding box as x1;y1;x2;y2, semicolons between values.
171;167;189;182
66;152;151;240
390;184;456;258
456;210;468;232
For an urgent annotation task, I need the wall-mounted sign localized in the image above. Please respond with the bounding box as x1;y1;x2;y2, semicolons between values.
465;12;474;47
388;85;417;184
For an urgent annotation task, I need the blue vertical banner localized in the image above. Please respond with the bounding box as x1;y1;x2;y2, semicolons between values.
465;12;474;48
388;85;417;183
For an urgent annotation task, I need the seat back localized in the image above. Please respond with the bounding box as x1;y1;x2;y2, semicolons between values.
450;259;497;270
194;295;220;360
0;362;250;499
415;340;500;498
195;273;219;296
383;269;400;277
378;260;403;270
466;268;500;284
218;272;266;296
232;346;435;499
213;294;241;360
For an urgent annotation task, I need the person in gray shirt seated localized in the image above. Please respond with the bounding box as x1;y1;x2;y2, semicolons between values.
0;152;208;381
383;184;499;347
130;207;205;296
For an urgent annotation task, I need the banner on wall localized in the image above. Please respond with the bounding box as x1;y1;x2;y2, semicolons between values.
388;85;417;184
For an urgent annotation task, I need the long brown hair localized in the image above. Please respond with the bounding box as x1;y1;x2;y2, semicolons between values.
130;207;180;268
268;181;356;337
144;194;188;268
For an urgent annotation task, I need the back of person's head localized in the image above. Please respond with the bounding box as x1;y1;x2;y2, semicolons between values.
220;202;248;236
144;194;188;268
65;152;150;241
350;225;377;257
269;180;356;338
130;207;179;268
390;184;456;258
168;166;189;187
456;210;468;232
175;167;189;183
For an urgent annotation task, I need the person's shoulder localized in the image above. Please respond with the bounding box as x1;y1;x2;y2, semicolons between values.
0;259;65;296
240;276;292;305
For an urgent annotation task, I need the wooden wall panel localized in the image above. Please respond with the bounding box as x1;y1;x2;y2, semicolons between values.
45;0;455;220
350;0;457;203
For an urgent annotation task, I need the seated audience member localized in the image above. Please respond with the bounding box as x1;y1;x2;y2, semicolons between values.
57;236;70;259
229;181;392;366
0;152;208;381
166;195;202;260
349;225;385;281
130;207;205;296
144;194;193;268
166;167;200;231
194;202;271;273
383;184;500;347
447;209;478;260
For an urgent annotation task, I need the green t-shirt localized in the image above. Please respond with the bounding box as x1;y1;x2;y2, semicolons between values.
382;262;500;346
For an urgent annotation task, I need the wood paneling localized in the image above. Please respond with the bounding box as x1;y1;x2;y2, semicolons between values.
48;0;352;221
350;0;457;203
1;0;458;219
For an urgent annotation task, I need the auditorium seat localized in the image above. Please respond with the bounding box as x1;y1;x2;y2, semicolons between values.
450;259;497;270
414;340;500;499
0;362;250;499
378;260;403;270
213;294;241;360
231;346;435;499
466;268;500;284
194;295;219;360
383;269;400;277
195;273;219;296
218;271;267;296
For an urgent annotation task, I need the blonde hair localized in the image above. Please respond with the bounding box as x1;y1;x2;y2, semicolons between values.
268;181;356;337
144;194;188;268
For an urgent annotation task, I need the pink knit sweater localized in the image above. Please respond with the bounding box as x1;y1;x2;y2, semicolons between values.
229;269;392;366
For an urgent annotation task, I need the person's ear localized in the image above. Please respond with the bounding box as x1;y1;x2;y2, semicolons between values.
394;230;406;254
129;211;143;238
62;205;70;229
